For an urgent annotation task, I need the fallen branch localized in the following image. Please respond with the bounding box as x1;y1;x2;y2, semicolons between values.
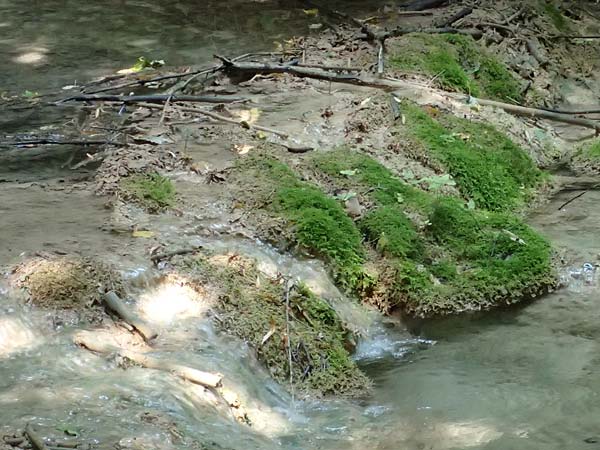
525;39;548;66
402;0;448;10
473;98;600;134
436;7;473;27
558;190;593;211
3;436;25;446
151;246;203;263
59;94;246;105
74;331;223;388
103;291;158;342
25;424;49;450
0;139;122;147
138;102;289;138
218;59;600;133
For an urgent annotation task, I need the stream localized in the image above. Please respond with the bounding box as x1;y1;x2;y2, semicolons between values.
2;1;600;449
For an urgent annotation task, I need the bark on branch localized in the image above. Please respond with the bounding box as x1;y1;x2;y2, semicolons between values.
103;291;158;342
220;59;600;133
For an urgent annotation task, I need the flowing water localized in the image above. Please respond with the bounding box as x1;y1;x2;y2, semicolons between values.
2;1;600;449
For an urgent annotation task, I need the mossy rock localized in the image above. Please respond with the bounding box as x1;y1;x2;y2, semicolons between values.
400;102;543;211
11;255;124;320
121;172;175;212
388;33;522;102
178;253;370;398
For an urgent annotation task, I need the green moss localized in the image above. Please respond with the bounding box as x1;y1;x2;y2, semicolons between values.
313;150;431;211
359;206;422;259
541;2;569;31
389;34;521;102
429;259;458;282
389;34;478;95
421;197;554;310
402;103;542;211
308;149;554;316
580;140;600;159
237;156;366;291
183;255;370;397
233;148;553;317
121;172;175;211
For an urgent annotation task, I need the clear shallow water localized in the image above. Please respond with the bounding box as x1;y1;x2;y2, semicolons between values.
2;1;600;449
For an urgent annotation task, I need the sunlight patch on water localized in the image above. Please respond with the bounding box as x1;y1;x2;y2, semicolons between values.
13;49;48;65
0;316;38;357
433;420;503;448
137;275;210;325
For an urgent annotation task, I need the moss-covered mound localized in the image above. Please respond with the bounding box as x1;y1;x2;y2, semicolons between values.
229;105;555;317
388;33;521;102
176;253;370;398
120;172;175;212
400;103;543;211
11;255;124;314
311;149;555;316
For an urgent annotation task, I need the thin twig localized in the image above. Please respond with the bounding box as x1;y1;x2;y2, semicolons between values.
159;94;173;126
284;279;294;402
558;186;599;210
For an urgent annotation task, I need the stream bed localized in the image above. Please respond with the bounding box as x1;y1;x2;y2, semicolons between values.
2;1;600;450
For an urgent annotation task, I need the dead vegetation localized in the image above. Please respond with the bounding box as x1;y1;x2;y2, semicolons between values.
11;255;124;317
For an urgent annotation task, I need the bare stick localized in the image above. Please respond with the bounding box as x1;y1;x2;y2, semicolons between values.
0;139;121;147
473;97;600;134
59;94;246;104
377;41;385;75
558;188;597;211
25;424;49;450
103;291;158;342
74;331;223;388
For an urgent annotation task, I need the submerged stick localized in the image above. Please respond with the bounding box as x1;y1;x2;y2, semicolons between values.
103;291;158;342
25;424;49;450
74;332;223;388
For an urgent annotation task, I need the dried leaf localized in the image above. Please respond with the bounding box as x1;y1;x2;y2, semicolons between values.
340;169;357;176
303;8;319;16
132;230;155;238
